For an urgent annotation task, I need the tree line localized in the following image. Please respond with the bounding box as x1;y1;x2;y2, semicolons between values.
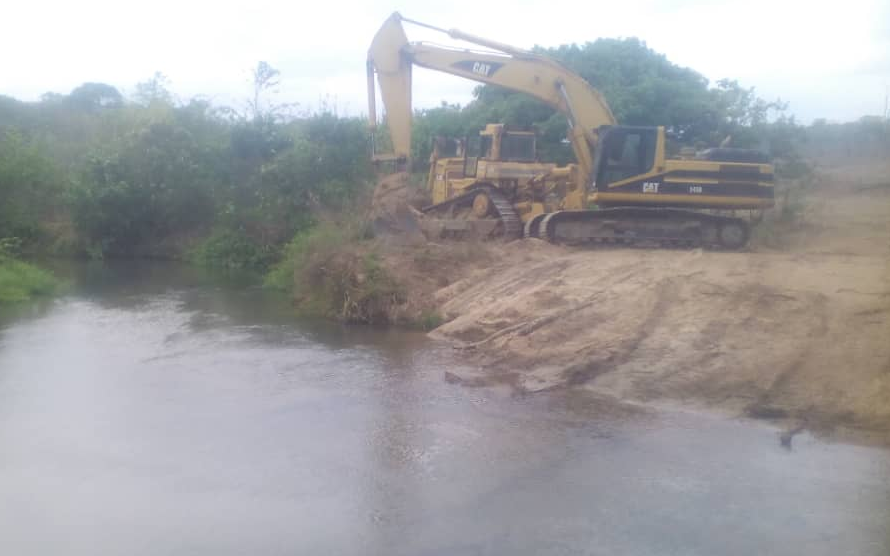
0;68;370;266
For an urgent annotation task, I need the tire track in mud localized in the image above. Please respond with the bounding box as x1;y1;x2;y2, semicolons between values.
646;284;830;406
559;277;679;388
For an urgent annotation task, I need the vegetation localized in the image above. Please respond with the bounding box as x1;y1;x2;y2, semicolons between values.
804;115;890;161
266;221;403;323
0;66;372;262
0;256;58;304
414;310;445;332
190;229;277;272
0;240;59;304
0;130;63;247
408;39;817;171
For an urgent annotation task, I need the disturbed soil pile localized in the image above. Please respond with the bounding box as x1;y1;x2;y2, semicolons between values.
368;171;428;241
377;240;501;327
365;172;503;326
419;161;890;443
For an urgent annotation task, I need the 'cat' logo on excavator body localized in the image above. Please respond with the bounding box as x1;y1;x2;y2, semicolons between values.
472;62;492;76
452;60;504;78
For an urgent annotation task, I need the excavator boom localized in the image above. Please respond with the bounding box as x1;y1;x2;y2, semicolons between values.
367;12;616;181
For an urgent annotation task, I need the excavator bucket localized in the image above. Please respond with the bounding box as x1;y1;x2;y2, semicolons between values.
369;172;425;244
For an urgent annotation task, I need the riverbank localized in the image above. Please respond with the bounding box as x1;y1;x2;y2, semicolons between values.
371;160;890;446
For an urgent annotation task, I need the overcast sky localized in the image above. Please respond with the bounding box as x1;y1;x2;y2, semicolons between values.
2;0;888;123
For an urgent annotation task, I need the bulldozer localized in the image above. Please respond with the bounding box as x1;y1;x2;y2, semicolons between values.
419;123;574;238
367;13;774;249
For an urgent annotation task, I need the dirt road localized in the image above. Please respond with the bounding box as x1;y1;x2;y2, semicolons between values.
424;161;890;443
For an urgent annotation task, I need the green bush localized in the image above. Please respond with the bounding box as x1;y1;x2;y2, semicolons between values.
265;222;403;323
264;222;350;291
750;176;810;249
0;130;62;248
190;229;276;271
72;120;217;255
414;310;444;331
775;156;812;180
0;237;23;257
0;254;59;304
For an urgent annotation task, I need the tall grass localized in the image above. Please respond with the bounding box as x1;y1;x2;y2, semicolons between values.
0;255;59;304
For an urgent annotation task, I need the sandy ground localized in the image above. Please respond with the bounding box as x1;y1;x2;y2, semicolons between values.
416;160;890;444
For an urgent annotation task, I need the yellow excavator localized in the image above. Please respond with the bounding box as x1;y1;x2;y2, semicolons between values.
367;13;774;249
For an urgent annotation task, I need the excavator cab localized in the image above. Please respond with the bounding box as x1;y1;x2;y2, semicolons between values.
588;125;774;219
592;126;659;190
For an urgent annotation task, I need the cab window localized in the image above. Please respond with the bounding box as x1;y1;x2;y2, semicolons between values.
597;128;657;186
464;135;481;177
479;135;493;159
500;134;536;162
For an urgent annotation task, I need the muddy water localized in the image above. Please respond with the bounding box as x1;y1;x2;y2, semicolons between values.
1;261;888;556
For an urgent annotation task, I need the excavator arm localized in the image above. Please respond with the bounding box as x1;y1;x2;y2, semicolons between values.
367;12;616;183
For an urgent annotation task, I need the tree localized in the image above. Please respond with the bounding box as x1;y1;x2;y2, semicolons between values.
229;62;295;173
73;118;218;253
249;61;281;121
541;39;711;131
134;72;174;106
444;38;719;158
67;82;123;111
0;130;61;243
414;38;797;161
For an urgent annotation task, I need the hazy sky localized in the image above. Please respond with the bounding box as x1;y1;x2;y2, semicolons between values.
2;0;888;123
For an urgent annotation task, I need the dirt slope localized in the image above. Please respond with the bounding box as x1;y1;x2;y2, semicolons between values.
424;161;890;443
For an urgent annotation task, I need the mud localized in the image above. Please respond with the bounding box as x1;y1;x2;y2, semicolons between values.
405;160;890;445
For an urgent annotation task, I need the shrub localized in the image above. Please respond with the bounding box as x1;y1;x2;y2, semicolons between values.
414;310;444;331
0;253;59;304
190;229;276;271
0;130;62;248
72;120;217;255
0;237;23;257
265;221;403;324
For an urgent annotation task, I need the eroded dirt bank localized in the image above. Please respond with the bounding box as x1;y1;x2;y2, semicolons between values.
399;161;890;443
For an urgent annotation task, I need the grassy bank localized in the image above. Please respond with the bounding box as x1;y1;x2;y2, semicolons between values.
0;255;59;304
265;222;408;324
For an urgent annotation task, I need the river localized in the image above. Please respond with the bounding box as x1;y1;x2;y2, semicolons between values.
1;261;888;555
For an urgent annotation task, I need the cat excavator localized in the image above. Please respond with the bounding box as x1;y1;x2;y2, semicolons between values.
367;13;774;249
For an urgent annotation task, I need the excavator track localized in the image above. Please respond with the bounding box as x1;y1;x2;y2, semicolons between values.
420;185;522;239
526;208;750;250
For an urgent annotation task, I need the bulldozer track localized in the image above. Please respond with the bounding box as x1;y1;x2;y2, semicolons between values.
484;187;522;239
421;185;522;239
